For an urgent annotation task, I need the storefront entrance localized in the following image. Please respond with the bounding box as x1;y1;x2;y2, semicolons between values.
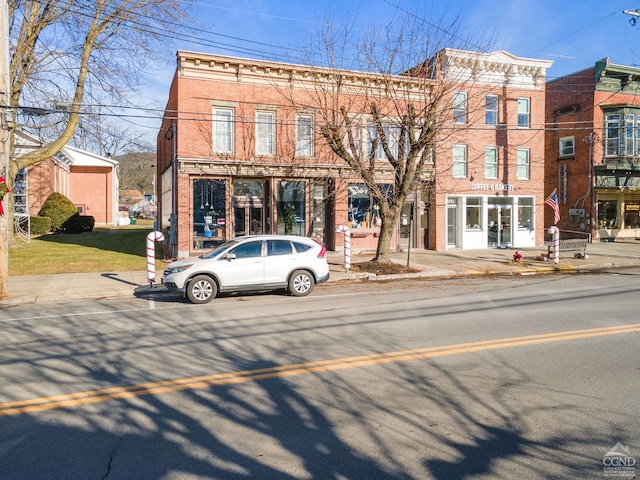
488;200;512;247
447;198;459;248
234;201;265;237
233;179;268;237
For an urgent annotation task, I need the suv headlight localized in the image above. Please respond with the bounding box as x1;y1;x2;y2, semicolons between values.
166;264;193;275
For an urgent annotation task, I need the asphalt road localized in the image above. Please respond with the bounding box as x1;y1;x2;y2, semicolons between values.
0;270;638;479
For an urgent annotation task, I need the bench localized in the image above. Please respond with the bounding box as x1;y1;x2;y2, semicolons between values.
545;238;588;259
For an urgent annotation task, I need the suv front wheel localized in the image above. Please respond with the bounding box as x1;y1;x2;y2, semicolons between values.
288;270;314;297
186;275;218;304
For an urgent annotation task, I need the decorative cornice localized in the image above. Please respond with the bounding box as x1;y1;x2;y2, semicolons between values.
436;49;553;89
178;156;435;182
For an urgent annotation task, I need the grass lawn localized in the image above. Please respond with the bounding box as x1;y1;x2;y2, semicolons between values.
9;220;172;276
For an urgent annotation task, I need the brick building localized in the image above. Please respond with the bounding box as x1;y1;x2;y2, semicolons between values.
13;131;119;227
546;59;640;241
156;49;552;258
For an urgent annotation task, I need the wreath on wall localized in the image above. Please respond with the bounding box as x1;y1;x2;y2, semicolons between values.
0;176;10;216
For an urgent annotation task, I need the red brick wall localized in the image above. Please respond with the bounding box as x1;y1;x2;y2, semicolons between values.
69;166;114;224
545;68;596;229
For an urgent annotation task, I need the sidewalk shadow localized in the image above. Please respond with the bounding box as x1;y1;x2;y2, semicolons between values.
101;272;140;287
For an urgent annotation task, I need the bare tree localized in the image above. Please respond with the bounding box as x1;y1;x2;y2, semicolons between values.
279;11;489;262
7;0;189;183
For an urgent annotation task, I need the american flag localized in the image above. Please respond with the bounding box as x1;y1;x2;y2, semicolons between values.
545;190;560;225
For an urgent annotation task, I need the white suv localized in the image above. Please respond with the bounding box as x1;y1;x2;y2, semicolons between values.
162;235;330;304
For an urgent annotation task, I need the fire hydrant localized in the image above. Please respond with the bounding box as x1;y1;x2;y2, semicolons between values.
513;251;523;264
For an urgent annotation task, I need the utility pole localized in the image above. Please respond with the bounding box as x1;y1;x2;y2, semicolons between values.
0;0;11;299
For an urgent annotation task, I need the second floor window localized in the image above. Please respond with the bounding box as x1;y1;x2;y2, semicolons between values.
605;114;620;156
485;146;498;179
256;111;275;156
295;114;314;157
213;108;234;154
453;92;467;124
453;145;467;177
517;98;530;128
486;94;498;126
516;148;530;180
559;136;575;157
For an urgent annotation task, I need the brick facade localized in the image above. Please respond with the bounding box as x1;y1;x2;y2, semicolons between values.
545;59;640;241
157;49;552;257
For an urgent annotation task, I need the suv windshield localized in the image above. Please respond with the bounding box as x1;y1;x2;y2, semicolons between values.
201;239;241;259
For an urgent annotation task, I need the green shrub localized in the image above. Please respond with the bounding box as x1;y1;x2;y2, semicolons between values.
38;192;78;231
63;213;95;233
29;216;52;235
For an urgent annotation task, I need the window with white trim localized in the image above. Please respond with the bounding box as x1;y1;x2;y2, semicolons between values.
485;94;498;126
516;148;530;180
255;111;275;156
605;114;620;156
625;114;635;156
484;146;498;179
453;92;467;124
213;108;234;154
517;98;530;128
559;136;575;157
453;145;467;178
295;114;314;157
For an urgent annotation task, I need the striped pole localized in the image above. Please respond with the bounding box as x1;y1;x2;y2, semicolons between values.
548;226;560;264
146;231;165;286
336;225;351;272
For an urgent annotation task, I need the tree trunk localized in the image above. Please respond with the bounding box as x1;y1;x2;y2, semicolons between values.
373;205;402;262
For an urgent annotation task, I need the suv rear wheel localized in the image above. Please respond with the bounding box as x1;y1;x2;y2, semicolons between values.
186;275;217;304
288;270;314;297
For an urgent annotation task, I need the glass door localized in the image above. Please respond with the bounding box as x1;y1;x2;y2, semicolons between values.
447;198;459;247
234;205;264;237
488;202;512;247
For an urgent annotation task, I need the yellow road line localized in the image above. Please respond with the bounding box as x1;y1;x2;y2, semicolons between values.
1;323;638;416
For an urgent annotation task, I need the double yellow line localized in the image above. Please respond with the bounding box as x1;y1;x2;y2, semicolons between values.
1;323;638;417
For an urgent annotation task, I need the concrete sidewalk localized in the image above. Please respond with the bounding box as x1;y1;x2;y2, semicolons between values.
2;241;639;305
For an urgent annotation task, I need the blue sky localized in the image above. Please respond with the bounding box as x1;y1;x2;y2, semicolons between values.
173;0;640;78
139;0;640;141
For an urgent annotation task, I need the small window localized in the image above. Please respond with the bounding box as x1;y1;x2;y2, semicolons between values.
516;148;530;180
296;114;314;157
465;197;482;230
453;92;467;124
267;240;293;256
256;111;275;156
485;95;498;126
559;136;575;157
518;197;534;229
213;108;234;154
517;98;530;128
484;146;498;179
453;145;467;178
625;114;635;156
605;114;620;156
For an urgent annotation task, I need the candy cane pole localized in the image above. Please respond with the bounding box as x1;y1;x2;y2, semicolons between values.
336;225;351;272
548;226;559;264
147;231;165;286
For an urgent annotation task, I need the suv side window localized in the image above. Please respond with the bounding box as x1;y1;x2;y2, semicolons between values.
267;240;293;256
292;241;312;253
230;241;263;259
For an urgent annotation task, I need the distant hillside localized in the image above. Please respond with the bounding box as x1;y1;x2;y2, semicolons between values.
116;152;155;195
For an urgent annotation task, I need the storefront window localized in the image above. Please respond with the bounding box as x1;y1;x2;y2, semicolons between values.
465;197;481;230
348;183;391;228
518;197;533;229
624;202;640;228
598;200;618;228
277;181;306;235
193;179;226;250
